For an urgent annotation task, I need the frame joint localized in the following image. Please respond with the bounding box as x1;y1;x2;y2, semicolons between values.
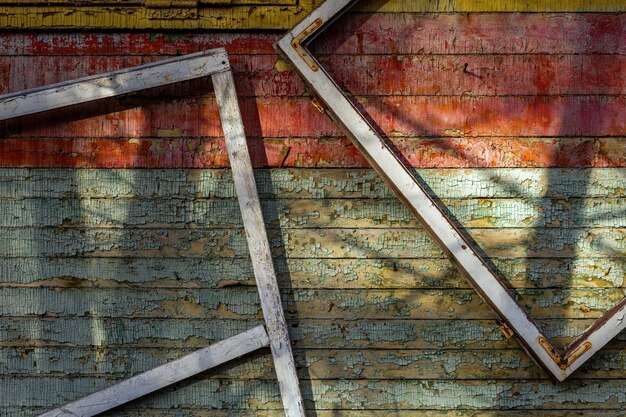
291;18;324;72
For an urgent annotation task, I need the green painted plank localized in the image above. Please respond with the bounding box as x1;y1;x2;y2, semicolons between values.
0;227;623;258
2;409;623;417
7;377;626;409
3;197;625;229
0;257;622;289
0;317;623;349
0;168;623;199
1;287;624;320
4;347;626;380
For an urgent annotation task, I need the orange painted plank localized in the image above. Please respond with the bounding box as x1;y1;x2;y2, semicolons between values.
0;55;304;98
312;13;626;55
0;14;623;57
2;54;623;98
321;54;626;96
0;137;622;168
3;96;623;139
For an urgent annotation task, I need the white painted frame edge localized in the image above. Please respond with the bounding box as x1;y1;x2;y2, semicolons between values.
0;49;305;416
274;0;626;382
37;326;271;417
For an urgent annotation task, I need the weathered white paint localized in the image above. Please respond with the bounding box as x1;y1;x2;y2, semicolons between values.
213;69;306;417
2;49;305;416
0;49;229;121
37;325;270;417
275;0;626;382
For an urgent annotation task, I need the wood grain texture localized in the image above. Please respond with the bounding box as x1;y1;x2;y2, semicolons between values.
0;137;624;168
0;257;622;290
1;197;624;229
1;5;624;414
6;347;626;380
2;287;625;320
0;168;622;199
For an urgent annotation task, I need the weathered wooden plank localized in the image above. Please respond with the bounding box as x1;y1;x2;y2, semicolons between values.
8;377;626;409
319;54;625;97
0;14;622;57
5;347;626;380
0;33;280;57
3;409;625;417
2;197;624;229
311;13;626;55
0;49;230;121
0;4;624;31
2;96;623;138
1;137;624;168
0;55;304;98
1;317;622;349
353;0;626;12
3;54;623;98
2;287;625;320
1;168;622;199
0;227;622;258
0;5;315;30
36;325;269;417
0;258;622;290
212;68;305;417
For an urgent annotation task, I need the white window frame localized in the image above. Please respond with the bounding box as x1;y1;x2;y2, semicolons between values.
0;48;306;417
274;0;626;382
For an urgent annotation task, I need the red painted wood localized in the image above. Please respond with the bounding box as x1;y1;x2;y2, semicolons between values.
0;33;278;56
0;14;622;56
312;13;626;55
0;137;622;168
2;54;623;97
321;54;626;96
0;55;305;97
3;96;623;139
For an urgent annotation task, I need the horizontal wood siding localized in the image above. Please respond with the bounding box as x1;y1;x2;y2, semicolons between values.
0;3;624;417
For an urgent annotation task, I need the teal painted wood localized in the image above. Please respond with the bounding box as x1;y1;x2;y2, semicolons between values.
0;257;623;289
1;317;625;349
0;227;622;258
0;287;624;319
4;347;626;379
2;410;625;417
0;168;623;199
7;377;626;409
3;410;626;417
1;197;625;228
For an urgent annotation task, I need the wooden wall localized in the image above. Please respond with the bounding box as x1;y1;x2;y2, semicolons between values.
0;1;625;416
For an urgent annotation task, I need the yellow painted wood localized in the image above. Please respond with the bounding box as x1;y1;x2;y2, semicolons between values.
355;0;626;12
0;0;622;30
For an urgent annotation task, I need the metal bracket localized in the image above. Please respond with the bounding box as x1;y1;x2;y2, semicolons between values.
291;18;324;71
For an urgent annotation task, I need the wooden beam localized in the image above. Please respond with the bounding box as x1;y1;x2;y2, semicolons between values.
0;48;229;121
37;325;270;417
213;69;306;417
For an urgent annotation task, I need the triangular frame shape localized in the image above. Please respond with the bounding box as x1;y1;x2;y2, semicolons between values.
0;49;306;417
275;0;626;382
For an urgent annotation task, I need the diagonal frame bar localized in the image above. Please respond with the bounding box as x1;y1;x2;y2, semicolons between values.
0;49;306;416
0;49;230;121
37;326;270;417
213;68;307;417
275;0;626;382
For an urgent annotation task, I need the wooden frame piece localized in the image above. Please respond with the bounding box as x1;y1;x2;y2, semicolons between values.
0;48;305;416
37;326;270;417
275;0;626;382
